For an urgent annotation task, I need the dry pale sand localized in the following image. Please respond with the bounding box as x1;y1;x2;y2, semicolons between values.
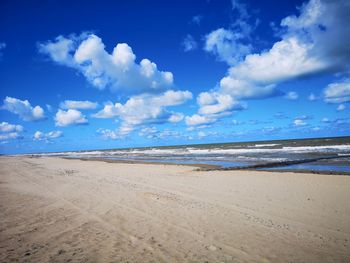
0;156;349;263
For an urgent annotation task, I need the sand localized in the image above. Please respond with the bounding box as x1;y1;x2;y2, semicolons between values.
0;156;349;262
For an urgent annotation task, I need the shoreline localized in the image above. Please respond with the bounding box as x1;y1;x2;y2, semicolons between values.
25;155;350;176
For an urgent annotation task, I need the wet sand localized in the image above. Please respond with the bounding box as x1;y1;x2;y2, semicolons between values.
0;156;349;262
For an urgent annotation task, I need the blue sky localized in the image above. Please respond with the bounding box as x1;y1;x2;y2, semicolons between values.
0;0;349;154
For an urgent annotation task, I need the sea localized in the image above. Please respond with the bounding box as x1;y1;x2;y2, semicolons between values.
35;136;350;173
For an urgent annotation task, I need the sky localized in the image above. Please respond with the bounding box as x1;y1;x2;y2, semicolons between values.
0;0;349;154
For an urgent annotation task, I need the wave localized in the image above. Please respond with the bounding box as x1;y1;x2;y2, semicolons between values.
33;144;350;158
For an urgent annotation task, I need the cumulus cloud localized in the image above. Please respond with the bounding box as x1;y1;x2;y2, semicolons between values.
197;92;244;115
138;127;182;140
39;33;174;94
93;90;192;135
182;34;197;52
0;122;23;141
55;109;88;127
204;28;251;65
185;114;215;126
294;119;307;126
0;122;23;133
96;129;119;140
1;97;45;121
203;0;350;104
185;91;245;126
168;113;184;123
337;104;346;111
60;100;98;110
139;127;158;139
204;0;255;65
285;91;299;100
0;132;22;141
34;130;63;141
324;79;350;103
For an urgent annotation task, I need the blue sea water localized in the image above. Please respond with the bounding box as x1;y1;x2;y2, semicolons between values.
35;136;350;173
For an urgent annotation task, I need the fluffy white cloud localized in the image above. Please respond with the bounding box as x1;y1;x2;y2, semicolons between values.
285;91;299;100
0;122;23;133
182;34;197;52
34;130;63;141
55;109;88;127
324;80;350;103
294;119;307;126
185;114;215;126
197;92;244;115
93;90;192;135
139;127;158;139
60;100;98;110
0;121;23;141
96;129;119;140
337;104;346;111
168;113;184;123
205;0;350;103
185;92;245;126
39;33;174;93
2;97;45;121
204;28;251;65
0;132;21;141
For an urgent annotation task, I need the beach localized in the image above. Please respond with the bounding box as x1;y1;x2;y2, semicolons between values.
0;156;349;262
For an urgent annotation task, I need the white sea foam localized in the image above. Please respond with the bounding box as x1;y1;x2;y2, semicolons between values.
35;144;350;158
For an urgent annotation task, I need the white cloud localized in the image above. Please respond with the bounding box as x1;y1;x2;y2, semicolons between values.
204;28;251;65
55;109;88;127
203;0;350;104
0;121;23;141
337;104;346;111
185;114;215;126
139;127;158;139
294;119;307;126
182;34;197;52
93;90;192;135
0;132;21;141
285;91;299;100
308;93;318;101
34;130;63;141
96;129;119;140
39;33;174;94
197;131;206;138
324;80;350;103
321;117;330;123
197;92;244;115
60;100;98;110
0;122;23;133
168;113;184;123
2;97;45;121
33;131;43;140
185;92;245;126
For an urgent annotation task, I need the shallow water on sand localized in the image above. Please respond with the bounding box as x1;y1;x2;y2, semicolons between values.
35;136;350;173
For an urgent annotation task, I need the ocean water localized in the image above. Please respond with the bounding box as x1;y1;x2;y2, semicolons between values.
38;136;350;173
